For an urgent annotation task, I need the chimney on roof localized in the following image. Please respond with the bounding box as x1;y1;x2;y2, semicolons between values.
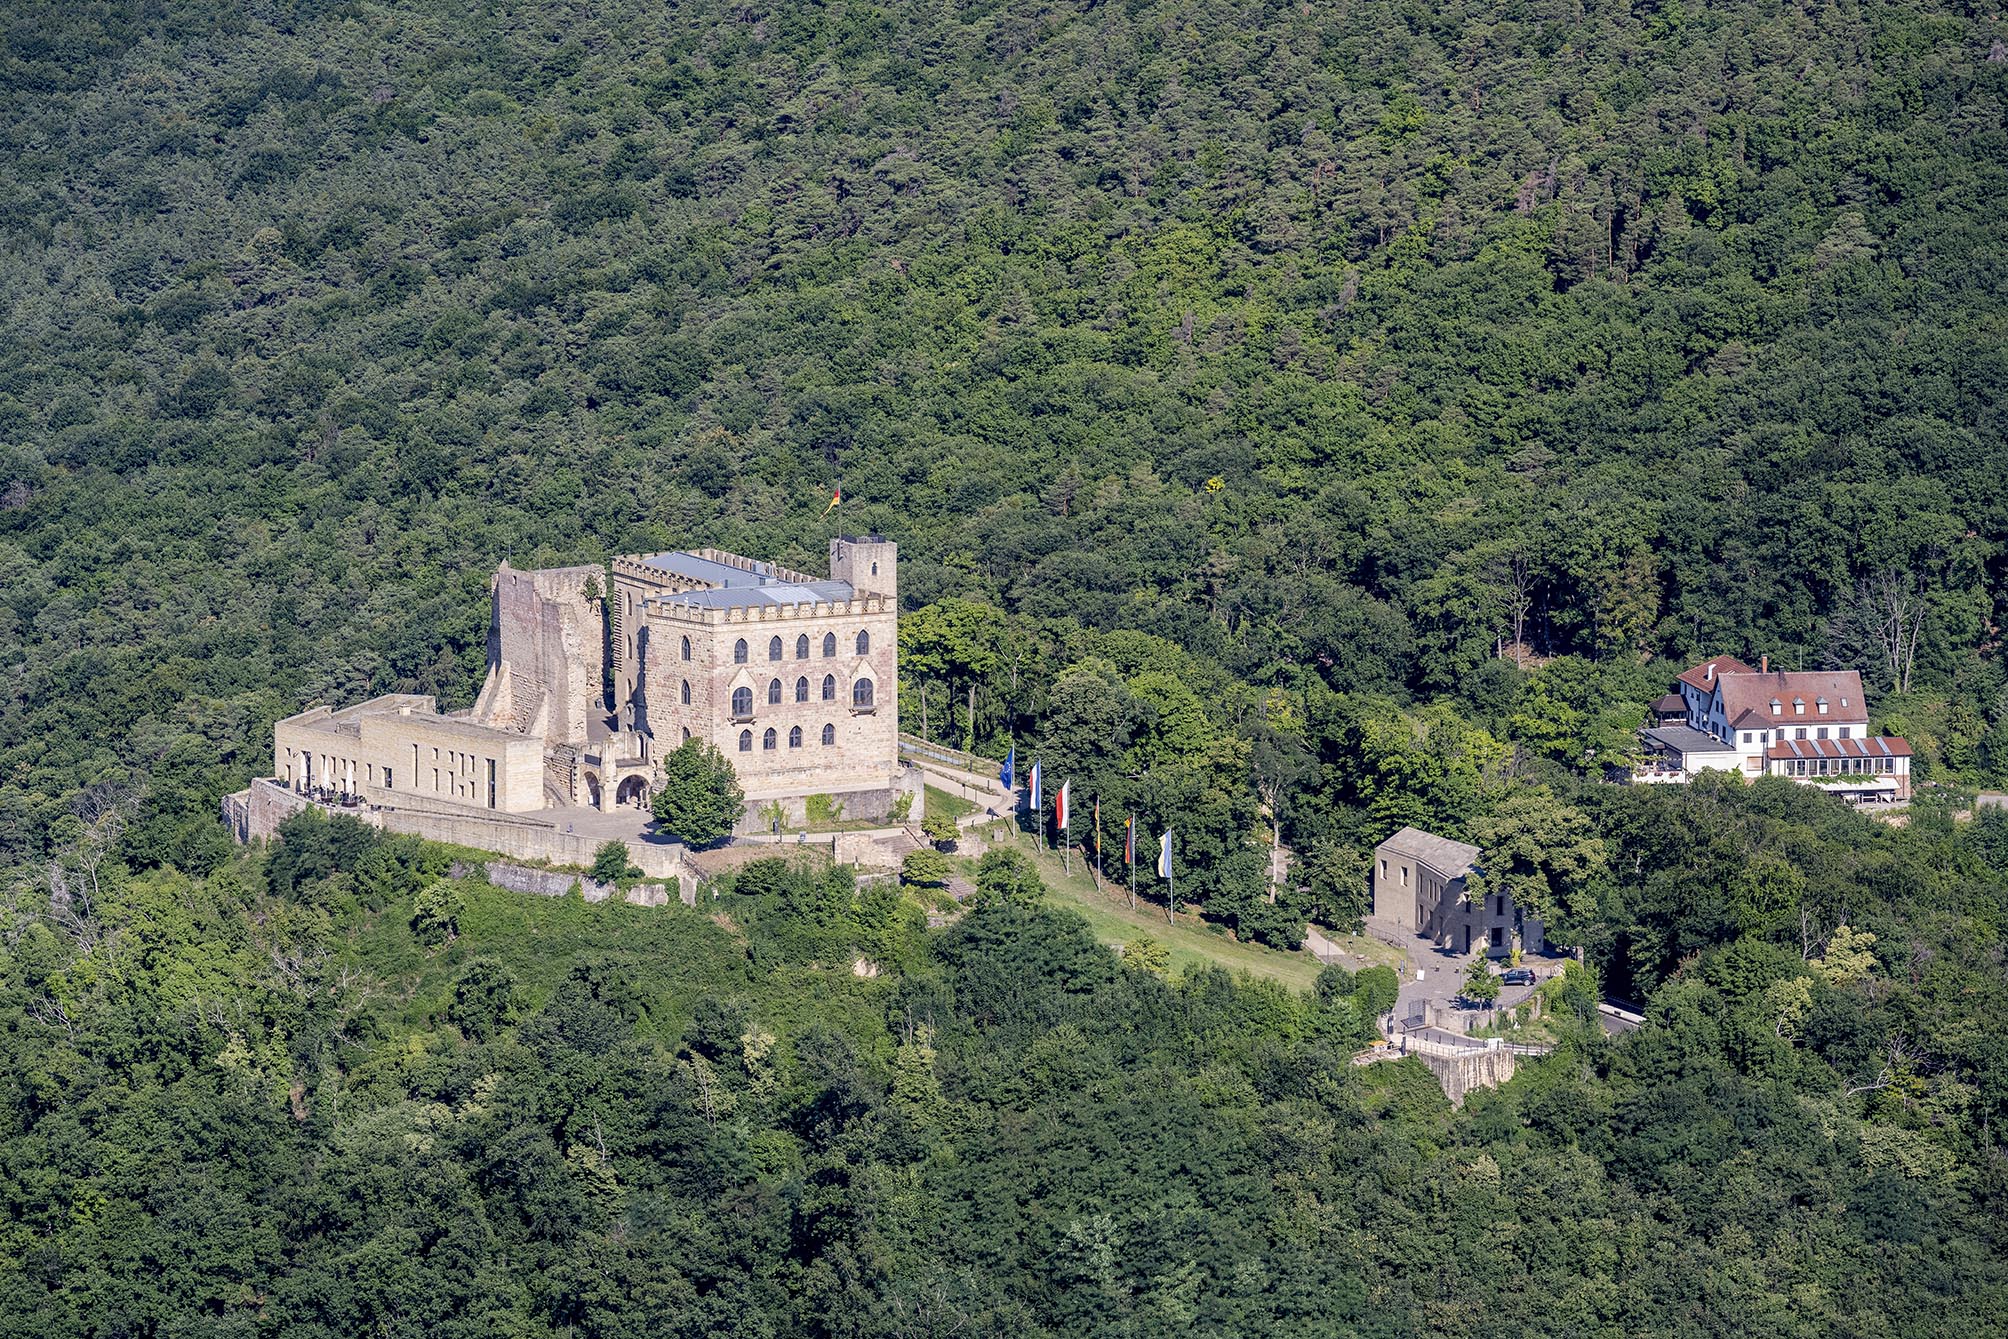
1704;663;1714;683
1761;654;1768;673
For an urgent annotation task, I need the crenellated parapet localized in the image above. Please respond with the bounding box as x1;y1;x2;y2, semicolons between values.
639;593;894;624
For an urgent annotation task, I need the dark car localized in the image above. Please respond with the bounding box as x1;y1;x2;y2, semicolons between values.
1500;968;1536;986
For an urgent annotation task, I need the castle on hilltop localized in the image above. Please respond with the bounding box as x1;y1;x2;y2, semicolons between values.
239;537;913;859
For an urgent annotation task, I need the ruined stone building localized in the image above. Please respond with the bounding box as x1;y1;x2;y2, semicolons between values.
263;537;911;842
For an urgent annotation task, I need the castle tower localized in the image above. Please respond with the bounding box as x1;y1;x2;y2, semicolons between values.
473;562;606;747
829;535;897;603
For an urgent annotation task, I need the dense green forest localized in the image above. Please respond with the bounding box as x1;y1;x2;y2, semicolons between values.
4;0;2008;1333
3;797;2007;1337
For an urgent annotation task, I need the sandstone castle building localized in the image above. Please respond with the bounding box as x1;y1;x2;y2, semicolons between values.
263;537;912;842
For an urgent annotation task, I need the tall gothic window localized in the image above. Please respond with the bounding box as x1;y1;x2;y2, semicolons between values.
821;723;836;746
769;636;783;661
821;674;836;701
680;680;691;705
822;632;836;657
731;687;753;717
852;678;875;708
794;676;809;702
795;634;809;659
788;726;802;749
762;728;777;750
767;678;782;705
855;630;870;655
681;636;692;661
738;730;752;752
733;638;748;664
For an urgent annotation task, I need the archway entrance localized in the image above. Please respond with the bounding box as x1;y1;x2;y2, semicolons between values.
585;773;602;810
615;776;649;809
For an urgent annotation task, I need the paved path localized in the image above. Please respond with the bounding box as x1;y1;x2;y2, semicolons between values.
1366;916;1550;1029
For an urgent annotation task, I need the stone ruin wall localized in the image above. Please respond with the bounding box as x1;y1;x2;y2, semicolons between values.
487;564;606;746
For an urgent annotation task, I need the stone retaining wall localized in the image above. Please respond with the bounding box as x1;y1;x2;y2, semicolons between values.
226;780;696;901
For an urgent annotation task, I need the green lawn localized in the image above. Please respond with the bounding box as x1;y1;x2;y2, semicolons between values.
975;829;1398;993
925;784;978;823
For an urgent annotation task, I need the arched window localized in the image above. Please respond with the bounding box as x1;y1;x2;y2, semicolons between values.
794;676;809;702
680;679;691;705
856;630;870;656
822;632;836;657
768;636;782;661
681;726;691;742
795;634;809;659
767;678;782;705
731;687;753;717
681;636;692;661
853;678;875;708
738;730;752;752
821;674;836;701
788;726;802;749
733;638;748;664
821;723;836;746
762;728;777;750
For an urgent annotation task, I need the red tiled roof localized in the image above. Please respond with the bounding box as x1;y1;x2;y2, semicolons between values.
1675;656;1757;692
1764;736;1911;761
1719;669;1867;725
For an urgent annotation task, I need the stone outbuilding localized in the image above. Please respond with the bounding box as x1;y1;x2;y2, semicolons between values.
1372;826;1542;958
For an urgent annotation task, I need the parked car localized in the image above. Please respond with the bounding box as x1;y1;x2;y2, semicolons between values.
1501;967;1536;986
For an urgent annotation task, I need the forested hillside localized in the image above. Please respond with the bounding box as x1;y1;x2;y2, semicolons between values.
3;0;2006;858
4;0;2008;1334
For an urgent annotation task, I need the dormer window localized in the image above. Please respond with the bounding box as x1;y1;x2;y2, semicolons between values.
1817;697;1828;715
1770;698;1781;715
1793;698;1805;715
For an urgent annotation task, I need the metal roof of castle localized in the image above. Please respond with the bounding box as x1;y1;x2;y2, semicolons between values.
638;551;775;586
655;581;854;610
638;550;853;608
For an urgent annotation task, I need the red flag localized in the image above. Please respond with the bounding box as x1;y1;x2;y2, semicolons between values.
822;485;842;515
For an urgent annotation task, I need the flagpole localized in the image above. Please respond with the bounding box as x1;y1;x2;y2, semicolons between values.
1092;798;1102;891
1128;816;1136;910
1056;778;1071;875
